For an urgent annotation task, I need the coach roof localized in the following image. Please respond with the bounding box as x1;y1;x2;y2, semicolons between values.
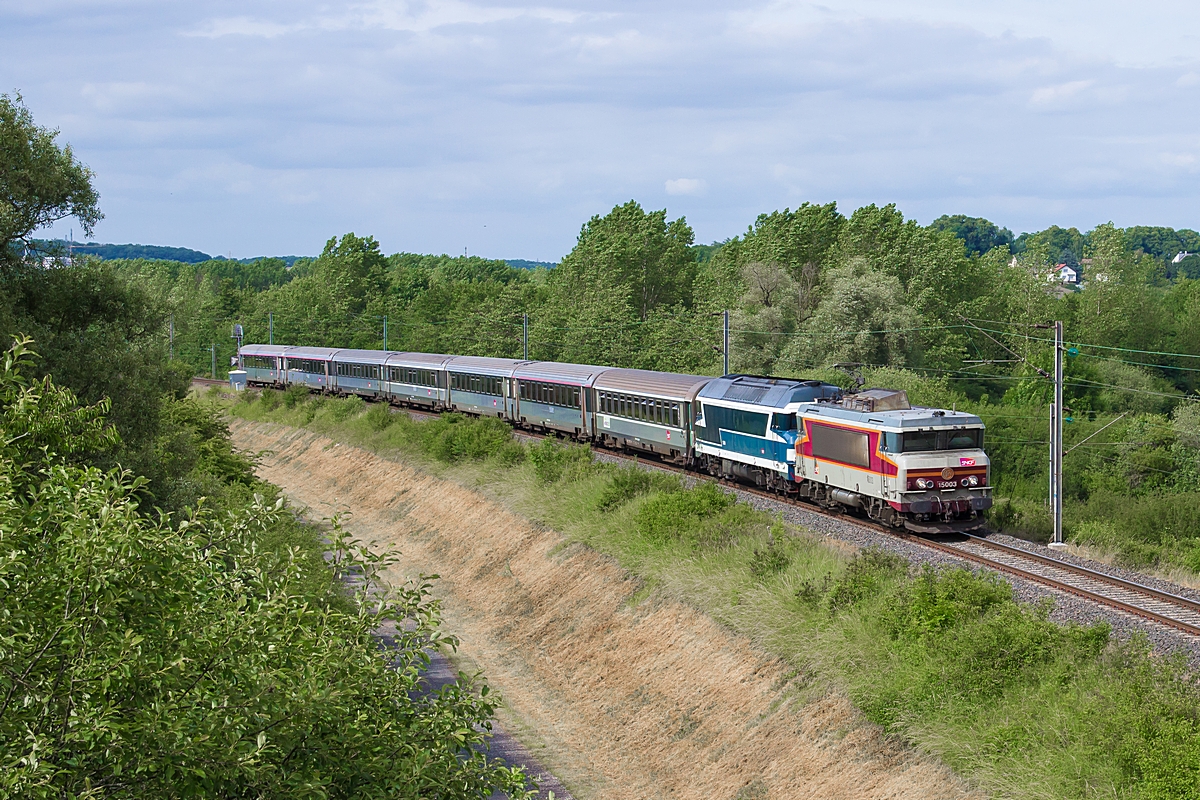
330;348;391;364
384;352;455;368
593;368;713;401
241;344;288;357
514;361;608;385
283;347;340;360
445;356;532;376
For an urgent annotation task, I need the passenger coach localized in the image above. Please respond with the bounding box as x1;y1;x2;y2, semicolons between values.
591;368;710;464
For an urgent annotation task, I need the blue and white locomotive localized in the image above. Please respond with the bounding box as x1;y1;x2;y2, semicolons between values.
239;344;991;532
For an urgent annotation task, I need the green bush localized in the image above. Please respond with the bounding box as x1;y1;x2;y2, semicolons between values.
1087;644;1200;798
0;339;532;800
825;547;907;610
749;536;791;578
691;502;768;550
281;383;309;408
527;437;595;483
258;388;281;411
1071;490;1200;568
421;414;518;463
636;481;736;542
596;464;681;511
365;401;394;431
329;395;365;422
862;565;1110;726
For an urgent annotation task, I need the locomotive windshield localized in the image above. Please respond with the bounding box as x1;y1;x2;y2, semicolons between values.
882;428;983;452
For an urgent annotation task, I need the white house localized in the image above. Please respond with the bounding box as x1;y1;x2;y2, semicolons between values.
1173;251;1192;264
1050;264;1078;284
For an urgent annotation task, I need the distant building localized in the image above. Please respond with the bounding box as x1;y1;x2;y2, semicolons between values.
1049;264;1078;284
1173;251;1192;264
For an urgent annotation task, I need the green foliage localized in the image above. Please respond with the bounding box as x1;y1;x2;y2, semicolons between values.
259;386;282;411
636;481;736;543
929;214;1014;256
0;340;532;799
527;437;594;483
422;414;521;463
595;463;681;511
825;547;907;610
365;400;394;430
0;93;102;260
328;394;365;421
748;536;791;578
281;382;309;408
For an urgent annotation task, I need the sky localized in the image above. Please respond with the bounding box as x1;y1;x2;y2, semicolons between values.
5;0;1199;261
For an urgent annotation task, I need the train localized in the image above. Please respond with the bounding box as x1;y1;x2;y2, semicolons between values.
238;344;992;533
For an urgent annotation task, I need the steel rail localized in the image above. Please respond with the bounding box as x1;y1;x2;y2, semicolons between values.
963;534;1200;615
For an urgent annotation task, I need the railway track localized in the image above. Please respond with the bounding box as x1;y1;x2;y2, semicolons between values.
341;396;1200;638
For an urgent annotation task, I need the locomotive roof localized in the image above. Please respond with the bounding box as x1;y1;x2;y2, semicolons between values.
800;402;985;429
698;374;841;408
445;356;532;376
514;361;609;385
593;368;712;401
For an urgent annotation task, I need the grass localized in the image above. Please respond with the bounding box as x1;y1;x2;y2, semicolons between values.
230;389;1200;800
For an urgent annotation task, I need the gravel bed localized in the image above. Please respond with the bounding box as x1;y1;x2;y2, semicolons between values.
592;449;1200;664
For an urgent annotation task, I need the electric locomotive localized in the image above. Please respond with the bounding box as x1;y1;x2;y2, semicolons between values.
793;388;991;533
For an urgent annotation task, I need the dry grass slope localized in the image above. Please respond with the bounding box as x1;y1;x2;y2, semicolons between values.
231;419;976;800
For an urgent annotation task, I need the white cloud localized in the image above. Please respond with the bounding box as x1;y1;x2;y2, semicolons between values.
665;178;705;196
1030;79;1094;106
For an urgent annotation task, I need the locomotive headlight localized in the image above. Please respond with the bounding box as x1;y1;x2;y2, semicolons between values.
968;475;979;486
915;478;931;489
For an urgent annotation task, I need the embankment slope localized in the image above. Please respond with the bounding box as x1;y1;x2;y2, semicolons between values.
231;420;975;800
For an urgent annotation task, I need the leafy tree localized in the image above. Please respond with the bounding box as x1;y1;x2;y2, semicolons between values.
1124;225;1200;264
553;200;696;322
697;203;843;314
1012;225;1087;266
0;93;102;265
0;338;532;799
778;257;921;370
929;214;1014;256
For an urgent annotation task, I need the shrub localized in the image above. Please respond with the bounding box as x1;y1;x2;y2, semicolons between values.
527;437;594;483
258;388;281;411
422;415;519;463
365;402;394;431
825;547;907;610
636;481;736;543
691;503;767;550
596;464;681;511
329;395;365;422
749;535;791;578
282;383;309;408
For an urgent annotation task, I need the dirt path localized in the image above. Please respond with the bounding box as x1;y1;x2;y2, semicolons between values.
232;420;977;800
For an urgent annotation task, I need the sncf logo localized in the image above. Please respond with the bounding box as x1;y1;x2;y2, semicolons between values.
959;458;976;467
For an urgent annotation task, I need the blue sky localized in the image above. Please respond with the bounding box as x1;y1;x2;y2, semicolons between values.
5;1;1199;261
